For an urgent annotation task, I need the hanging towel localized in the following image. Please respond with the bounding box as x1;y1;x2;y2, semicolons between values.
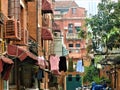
38;56;45;69
76;60;84;72
49;55;60;71
37;68;44;81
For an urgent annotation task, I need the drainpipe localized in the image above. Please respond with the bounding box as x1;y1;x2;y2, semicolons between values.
36;0;40;90
114;65;117;90
36;0;38;43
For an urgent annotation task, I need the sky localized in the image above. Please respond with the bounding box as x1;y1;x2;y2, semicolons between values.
75;0;101;16
55;0;101;16
55;0;118;16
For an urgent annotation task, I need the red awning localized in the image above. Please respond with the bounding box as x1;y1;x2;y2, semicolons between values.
17;46;38;61
0;60;3;73
42;0;53;13
42;28;53;40
7;44;38;61
2;64;14;80
1;56;14;64
0;56;14;73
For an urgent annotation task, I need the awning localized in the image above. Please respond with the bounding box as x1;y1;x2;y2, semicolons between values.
7;44;38;61
1;56;14;64
42;28;53;40
2;64;13;80
42;0;53;14
0;60;3;73
52;22;61;32
0;56;14;73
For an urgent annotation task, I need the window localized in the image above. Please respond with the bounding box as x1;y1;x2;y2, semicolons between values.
72;8;76;14
69;24;73;28
76;44;80;47
68;23;73;33
74;23;81;32
75;26;81;32
69;44;73;48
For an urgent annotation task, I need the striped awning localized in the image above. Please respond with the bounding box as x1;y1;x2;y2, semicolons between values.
42;28;53;40
42;0;53;13
7;44;38;61
0;56;14;73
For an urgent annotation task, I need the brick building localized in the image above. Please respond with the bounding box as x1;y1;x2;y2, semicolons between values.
54;0;87;65
0;0;54;90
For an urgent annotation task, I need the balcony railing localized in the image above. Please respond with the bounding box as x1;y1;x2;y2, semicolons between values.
66;33;81;40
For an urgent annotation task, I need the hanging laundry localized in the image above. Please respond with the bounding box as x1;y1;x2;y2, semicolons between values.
49;54;60;71
37;68;44;82
38;56;45;69
59;56;67;72
52;70;60;75
76;60;84;73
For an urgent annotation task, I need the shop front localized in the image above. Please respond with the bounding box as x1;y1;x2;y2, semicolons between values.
7;44;38;90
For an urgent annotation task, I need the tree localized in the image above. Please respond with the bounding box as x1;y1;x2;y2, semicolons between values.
83;65;99;84
86;0;120;54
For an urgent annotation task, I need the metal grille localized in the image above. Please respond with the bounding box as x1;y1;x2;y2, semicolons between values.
5;19;21;40
13;29;28;45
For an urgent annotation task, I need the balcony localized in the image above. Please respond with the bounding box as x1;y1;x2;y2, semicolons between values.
68;52;82;59
66;33;81;40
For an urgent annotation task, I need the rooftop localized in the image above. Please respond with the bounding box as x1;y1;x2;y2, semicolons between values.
55;0;79;9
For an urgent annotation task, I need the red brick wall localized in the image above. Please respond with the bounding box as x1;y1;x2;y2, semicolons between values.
55;7;87;61
64;7;85;17
27;1;37;40
1;0;8;17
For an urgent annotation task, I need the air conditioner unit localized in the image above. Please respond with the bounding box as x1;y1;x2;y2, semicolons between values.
4;19;21;40
13;29;29;46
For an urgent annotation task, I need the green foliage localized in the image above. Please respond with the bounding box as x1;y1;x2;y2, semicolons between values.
28;40;38;56
86;0;120;54
83;65;99;84
68;57;73;72
100;76;111;84
83;65;111;85
93;76;101;84
78;30;86;39
94;55;104;63
87;44;93;53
